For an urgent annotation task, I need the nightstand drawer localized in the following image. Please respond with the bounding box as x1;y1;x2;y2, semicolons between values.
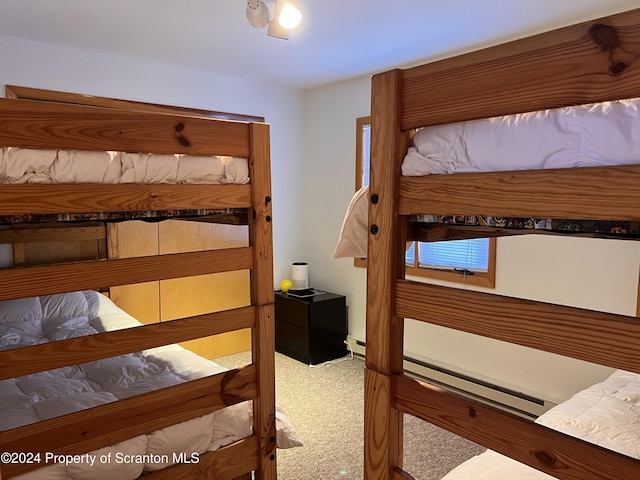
275;294;309;329
274;319;309;364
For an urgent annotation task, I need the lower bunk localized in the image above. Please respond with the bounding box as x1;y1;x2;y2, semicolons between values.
440;369;640;479
0;290;301;480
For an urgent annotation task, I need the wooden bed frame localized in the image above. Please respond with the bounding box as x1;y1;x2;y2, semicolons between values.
0;99;276;480
365;7;640;480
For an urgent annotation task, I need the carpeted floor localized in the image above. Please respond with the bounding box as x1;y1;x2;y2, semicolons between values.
214;351;484;480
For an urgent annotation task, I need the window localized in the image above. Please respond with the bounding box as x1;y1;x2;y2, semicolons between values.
355;116;496;288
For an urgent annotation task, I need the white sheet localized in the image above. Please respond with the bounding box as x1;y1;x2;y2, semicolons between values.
0;291;301;480
403;98;640;176
0;148;250;185
335;98;640;258
441;369;640;479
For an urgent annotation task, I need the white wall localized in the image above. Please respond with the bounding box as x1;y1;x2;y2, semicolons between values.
298;76;370;339
301;75;640;404
0;34;304;281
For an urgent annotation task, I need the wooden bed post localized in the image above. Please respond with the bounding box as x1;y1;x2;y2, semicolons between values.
248;122;277;480
365;69;409;480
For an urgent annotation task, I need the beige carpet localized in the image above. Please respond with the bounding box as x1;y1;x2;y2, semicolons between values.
214;351;484;480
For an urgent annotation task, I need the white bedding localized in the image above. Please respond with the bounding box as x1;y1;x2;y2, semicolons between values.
0;291;301;480
0;148;250;184
403;98;640;176
334;98;640;258
441;369;640;479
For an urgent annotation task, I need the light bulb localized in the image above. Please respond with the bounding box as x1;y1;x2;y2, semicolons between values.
278;4;302;29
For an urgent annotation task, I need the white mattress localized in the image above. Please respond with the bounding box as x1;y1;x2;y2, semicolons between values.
0;148;250;184
403;98;640;176
0;291;301;480
334;98;640;259
441;369;640;479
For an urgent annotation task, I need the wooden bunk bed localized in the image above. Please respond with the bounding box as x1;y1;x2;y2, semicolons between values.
0;99;277;480
364;7;640;480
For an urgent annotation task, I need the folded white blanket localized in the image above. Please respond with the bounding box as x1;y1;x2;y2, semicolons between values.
0;148;250;185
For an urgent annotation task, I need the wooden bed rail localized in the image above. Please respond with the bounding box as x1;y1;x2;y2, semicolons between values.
143;436;260;480
393;372;640;480
396;279;640;374
399;165;640;220
0;247;253;301
0;365;257;478
0;183;252;215
0;98;253;157
0;306;256;380
400;8;640;130
0;183;250;216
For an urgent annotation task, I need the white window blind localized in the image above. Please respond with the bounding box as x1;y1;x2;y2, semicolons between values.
362;123;371;188
407;239;489;272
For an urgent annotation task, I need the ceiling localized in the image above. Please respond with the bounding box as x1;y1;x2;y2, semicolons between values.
0;0;639;90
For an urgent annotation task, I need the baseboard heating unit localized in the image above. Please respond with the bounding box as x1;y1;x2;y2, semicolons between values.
347;337;557;419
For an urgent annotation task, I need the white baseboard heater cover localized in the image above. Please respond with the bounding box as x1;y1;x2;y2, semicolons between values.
348;337;556;418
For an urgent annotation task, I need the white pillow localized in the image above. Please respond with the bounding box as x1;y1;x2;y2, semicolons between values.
334;186;369;258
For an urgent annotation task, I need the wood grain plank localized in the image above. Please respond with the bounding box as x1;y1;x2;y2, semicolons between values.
0;183;251;215
6;85;265;123
0;247;254;301
399;164;640;220
396;279;640;373
142;436;259;480
0;366;257;477
367;70;408;375
0;306;256;380
0;98;251;157
364;368;403;480
252;305;277;480
394;374;640;480
400;8;640;129
0;225;105;244
248;123;274;306
158;220;251;357
366;68;406;480
247;123;277;480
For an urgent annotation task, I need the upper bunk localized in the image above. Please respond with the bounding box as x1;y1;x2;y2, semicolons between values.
0;97;276;479
0;97;267;227
369;8;640;243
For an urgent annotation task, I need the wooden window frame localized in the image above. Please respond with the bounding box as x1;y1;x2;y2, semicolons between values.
355;115;496;288
354;116;370;268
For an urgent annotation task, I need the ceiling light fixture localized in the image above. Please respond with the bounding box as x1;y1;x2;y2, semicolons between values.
246;0;302;40
246;0;270;28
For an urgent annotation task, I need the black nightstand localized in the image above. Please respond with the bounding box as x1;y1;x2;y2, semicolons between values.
275;290;347;365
